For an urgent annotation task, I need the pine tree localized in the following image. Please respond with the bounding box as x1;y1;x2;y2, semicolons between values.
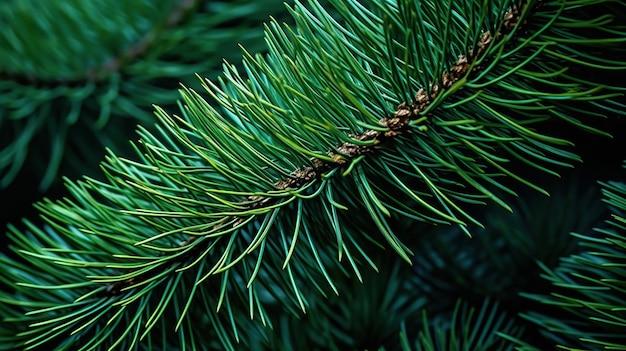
1;0;625;350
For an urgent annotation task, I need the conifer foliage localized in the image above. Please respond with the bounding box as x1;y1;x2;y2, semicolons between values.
0;0;625;350
0;0;289;189
518;174;626;350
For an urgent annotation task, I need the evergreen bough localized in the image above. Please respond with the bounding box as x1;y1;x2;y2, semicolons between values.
517;171;626;350
0;0;625;350
0;0;289;189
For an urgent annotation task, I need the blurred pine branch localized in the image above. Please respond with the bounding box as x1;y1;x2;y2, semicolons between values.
0;0;291;191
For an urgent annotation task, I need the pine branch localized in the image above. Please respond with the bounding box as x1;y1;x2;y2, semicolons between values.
248;257;429;350
1;0;625;349
409;178;604;307
0;0;198;83
0;0;291;189
516;161;626;349
398;299;523;351
100;0;521;299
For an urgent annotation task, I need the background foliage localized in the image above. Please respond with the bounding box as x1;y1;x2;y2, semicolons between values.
1;0;626;350
0;0;291;229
